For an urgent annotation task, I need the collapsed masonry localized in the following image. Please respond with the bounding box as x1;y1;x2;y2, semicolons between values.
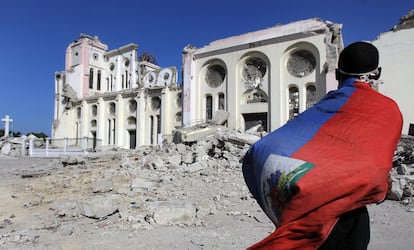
0;125;413;231
1;122;414;205
1;123;414;246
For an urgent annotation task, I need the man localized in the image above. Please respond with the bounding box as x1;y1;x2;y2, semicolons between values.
242;41;403;249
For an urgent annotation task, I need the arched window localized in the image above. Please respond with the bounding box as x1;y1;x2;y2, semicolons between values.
89;68;94;89
289;86;299;120
76;107;82;119
206;95;213;121
125;71;129;88
107;119;112;145
218;93;225;110
91;120;97;127
244;89;268;104
97;70;101;91
306;85;317;108
242;57;267;88
157;115;161;134
150;116;154;144
109;102;116;115
128;99;137;113
127;116;136;125
91;105;97;117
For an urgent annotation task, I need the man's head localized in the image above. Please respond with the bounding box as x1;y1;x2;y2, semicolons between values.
335;41;381;84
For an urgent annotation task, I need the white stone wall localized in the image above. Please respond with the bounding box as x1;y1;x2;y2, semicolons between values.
374;28;414;135
182;18;342;133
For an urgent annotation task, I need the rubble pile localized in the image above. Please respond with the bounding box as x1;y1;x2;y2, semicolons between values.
0;137;23;157
388;135;414;203
0;130;414;247
0;127;265;247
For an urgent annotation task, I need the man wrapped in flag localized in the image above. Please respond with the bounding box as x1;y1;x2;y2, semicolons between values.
242;41;403;249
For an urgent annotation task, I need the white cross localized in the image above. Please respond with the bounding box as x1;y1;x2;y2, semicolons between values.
2;115;13;137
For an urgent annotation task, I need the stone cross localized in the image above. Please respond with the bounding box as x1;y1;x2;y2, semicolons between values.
1;115;13;137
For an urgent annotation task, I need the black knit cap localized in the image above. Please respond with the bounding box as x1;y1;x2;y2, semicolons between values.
338;41;379;74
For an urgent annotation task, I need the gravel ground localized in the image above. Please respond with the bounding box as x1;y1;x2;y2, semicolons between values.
0;155;413;250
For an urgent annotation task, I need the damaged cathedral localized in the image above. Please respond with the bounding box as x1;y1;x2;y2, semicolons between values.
52;11;414;150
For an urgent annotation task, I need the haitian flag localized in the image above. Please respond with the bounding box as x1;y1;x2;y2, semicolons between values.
242;78;403;249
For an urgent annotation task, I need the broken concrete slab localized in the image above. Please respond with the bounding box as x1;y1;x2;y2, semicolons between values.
146;201;196;225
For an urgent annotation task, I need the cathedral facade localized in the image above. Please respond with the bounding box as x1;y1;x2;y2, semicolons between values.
52;34;182;149
181;18;343;133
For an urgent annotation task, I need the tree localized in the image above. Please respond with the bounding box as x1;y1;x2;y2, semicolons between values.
0;129;21;137
138;52;157;65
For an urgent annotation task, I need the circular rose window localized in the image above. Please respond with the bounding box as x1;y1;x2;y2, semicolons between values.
205;64;225;87
287;50;316;78
242;57;267;88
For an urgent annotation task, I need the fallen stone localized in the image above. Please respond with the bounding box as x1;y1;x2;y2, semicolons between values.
80;195;119;219
91;180;113;193
130;177;155;192
61;155;85;166
53;201;81;217
146;201;196;225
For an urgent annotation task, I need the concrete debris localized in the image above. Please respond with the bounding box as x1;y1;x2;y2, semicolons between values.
146;201;196;225
208;110;230;126
388;135;414;201
1;129;414;247
0;138;22;157
80;195;120;220
61;155;86;166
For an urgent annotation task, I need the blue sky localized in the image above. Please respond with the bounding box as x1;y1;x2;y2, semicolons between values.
0;0;412;136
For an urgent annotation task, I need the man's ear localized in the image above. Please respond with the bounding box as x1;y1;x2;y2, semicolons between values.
335;69;339;80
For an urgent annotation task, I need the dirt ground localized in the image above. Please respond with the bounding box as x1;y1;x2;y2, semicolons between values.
0;155;413;250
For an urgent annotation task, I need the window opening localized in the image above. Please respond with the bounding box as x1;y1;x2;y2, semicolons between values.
242;57;267;88
129;130;136;149
218;93;225;110
89;68;94;89
243;113;267;132
112;118;116;144
109;102;116;115
76;107;82;119
206;95;213;121
150;116;154;145
108;119;111;145
289;86;300;120
205;64;226;87
125;71;129;88
97;70;101;90
287;50;316;78
409;124;414;136
129;100;137;113
306;85;317;108
157;115;161;135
